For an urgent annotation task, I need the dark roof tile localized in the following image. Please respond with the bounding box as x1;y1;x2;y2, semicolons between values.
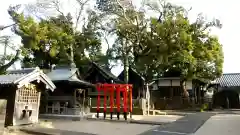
91;62;123;83
214;73;240;87
0;67;56;91
0;68;37;84
7;68;35;75
47;67;94;87
0;74;25;84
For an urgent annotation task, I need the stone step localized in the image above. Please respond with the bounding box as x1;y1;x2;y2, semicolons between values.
144;110;167;115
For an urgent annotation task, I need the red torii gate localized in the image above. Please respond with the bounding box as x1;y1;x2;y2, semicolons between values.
96;83;133;120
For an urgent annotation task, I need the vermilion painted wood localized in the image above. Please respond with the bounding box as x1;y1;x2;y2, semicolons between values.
95;84;133;114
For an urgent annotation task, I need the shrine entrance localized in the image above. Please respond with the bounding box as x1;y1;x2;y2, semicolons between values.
14;84;41;125
96;84;132;120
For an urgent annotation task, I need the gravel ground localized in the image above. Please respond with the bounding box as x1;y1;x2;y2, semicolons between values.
51;119;158;135
36;115;181;135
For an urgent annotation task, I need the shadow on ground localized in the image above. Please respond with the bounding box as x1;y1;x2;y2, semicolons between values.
138;112;215;135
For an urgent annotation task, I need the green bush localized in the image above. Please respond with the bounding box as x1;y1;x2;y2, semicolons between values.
200;103;209;112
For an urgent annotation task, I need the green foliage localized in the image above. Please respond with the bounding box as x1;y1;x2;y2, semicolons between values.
98;0;223;97
9;6;105;70
6;1;223;88
200;103;209;112
133;2;223;82
0;35;20;74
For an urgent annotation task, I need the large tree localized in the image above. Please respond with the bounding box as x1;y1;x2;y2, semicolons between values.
24;0;113;70
0;7;20;74
97;0;223;98
0;36;20;74
8;5;103;71
96;0;149;83
136;1;224;97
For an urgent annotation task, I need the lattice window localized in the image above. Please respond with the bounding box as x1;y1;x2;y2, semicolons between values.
17;85;39;103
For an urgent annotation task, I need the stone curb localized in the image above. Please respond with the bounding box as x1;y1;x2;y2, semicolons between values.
165;112;190;116
86;117;170;125
40;114;85;121
130;119;171;125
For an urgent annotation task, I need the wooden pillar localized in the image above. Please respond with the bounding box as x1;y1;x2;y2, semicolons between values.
129;85;132;118
36;91;41;122
116;86;121;120
138;88;140;99
5;87;16;127
170;80;173;98
74;89;76;107
103;85;107;119
96;84;101;118
83;89;85;111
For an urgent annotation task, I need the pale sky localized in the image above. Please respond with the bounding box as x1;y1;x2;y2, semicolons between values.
0;0;239;75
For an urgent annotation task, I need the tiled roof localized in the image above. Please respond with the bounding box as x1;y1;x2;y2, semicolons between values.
0;68;35;84
118;67;145;82
8;68;35;74
47;67;94;87
89;62;123;83
0;67;56;91
129;68;145;81
214;73;240;87
47;68;78;81
0;74;25;84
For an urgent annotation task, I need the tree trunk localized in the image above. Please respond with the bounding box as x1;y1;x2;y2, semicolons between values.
123;39;129;84
197;86;201;104
193;82;198;104
69;44;76;68
180;80;190;108
0;50;20;73
123;56;129;84
180;80;189;98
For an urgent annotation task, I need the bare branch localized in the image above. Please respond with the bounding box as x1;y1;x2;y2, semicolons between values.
74;0;90;30
0;50;20;72
116;0;132;24
0;23;17;31
52;0;65;16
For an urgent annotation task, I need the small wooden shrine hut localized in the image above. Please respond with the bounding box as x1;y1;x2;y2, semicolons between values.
0;67;56;127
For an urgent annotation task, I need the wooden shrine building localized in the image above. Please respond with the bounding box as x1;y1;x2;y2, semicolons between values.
0;67;56;127
84;62;123;97
84;62;122;84
118;67;145;99
41;66;95;115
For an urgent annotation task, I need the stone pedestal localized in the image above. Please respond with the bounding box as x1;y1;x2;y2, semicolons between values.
139;98;147;115
67;108;81;115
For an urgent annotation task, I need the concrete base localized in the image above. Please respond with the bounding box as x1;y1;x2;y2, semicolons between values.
87;114;182;125
86;117;168;125
39;114;86;121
